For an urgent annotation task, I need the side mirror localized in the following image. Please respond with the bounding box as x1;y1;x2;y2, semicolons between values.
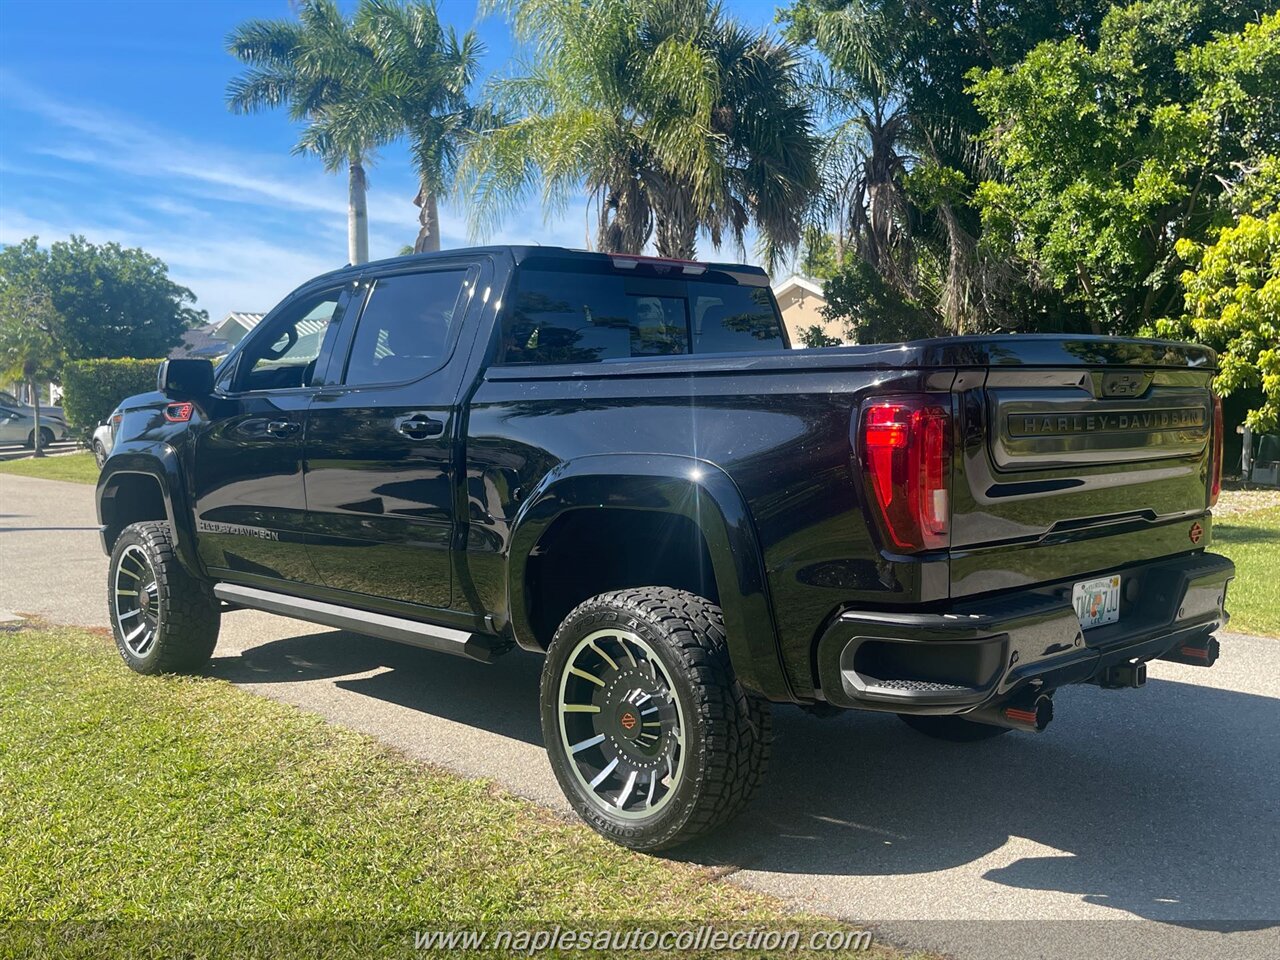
157;358;214;398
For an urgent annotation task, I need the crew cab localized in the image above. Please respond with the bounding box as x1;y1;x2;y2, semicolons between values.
97;246;1234;850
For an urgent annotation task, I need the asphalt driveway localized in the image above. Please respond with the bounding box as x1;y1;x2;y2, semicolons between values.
2;472;1277;960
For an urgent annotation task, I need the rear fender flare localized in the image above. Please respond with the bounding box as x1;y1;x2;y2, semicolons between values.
507;453;795;702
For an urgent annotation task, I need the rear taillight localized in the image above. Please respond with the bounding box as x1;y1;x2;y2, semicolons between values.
858;397;952;552
1210;394;1223;507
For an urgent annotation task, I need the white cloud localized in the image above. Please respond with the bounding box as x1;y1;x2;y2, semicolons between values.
0;71;420;228
1;68;778;331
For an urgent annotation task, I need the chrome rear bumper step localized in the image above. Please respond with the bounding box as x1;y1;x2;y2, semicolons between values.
212;583;499;663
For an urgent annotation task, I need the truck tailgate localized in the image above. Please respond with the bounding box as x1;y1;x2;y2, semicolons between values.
951;360;1217;598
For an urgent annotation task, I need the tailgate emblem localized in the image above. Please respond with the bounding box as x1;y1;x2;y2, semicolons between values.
1101;371;1152;398
1189;522;1204;544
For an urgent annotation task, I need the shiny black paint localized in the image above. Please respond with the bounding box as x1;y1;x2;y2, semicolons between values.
97;399;201;576
303;260;489;607
191;390;315;581
948;366;1218;598
97;245;1230;707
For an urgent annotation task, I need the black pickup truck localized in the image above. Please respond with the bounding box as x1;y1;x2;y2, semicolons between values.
98;246;1234;850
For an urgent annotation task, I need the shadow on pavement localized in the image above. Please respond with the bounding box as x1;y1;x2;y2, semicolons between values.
685;678;1280;932
209;629;545;746
209;631;1280;932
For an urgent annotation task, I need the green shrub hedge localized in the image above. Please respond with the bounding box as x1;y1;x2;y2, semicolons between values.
62;358;163;434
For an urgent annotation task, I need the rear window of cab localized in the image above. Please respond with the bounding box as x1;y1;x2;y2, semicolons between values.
499;263;785;365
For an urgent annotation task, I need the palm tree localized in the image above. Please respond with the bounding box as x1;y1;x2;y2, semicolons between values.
463;0;818;267
356;0;482;253
226;0;383;265
787;0;1074;335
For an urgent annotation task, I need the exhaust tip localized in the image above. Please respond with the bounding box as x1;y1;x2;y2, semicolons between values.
1159;635;1221;668
969;691;1054;733
1003;694;1053;733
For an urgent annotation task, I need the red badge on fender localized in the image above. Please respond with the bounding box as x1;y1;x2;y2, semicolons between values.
1189;522;1203;544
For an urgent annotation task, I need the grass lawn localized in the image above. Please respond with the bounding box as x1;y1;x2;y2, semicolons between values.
0;626;896;960
1213;503;1280;637
0;451;99;485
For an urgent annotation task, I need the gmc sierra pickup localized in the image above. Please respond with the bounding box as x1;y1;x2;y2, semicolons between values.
98;246;1234;850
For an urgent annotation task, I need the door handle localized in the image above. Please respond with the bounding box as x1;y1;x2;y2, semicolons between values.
265;419;300;438
395;413;445;440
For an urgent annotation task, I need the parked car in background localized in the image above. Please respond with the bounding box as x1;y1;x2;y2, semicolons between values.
0;389;64;424
0;401;69;448
92;412;121;467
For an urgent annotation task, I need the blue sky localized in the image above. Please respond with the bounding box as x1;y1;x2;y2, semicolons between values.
0;0;787;323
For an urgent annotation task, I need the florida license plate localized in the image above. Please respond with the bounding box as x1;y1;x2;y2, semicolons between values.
1072;575;1121;629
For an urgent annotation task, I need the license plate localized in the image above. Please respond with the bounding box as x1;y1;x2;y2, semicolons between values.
1072;575;1121;629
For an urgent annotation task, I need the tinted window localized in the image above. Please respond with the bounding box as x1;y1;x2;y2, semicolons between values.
500;266;783;364
344;270;467;386
238;288;342;392
691;285;785;354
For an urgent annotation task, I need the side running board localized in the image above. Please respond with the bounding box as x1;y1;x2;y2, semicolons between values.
212;583;500;663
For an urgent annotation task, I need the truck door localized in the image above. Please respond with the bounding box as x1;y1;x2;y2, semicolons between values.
192;282;352;583
302;260;484;608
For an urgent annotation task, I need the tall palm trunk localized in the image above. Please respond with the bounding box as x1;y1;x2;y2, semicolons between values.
596;180;651;254
29;377;44;458
654;218;697;260
651;180;698;260
413;187;441;253
348;157;369;265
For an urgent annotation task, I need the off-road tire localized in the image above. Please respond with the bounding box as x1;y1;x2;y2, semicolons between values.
108;521;220;675
540;587;771;851
897;712;1011;742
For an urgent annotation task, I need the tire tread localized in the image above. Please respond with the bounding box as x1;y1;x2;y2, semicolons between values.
543;586;771;850
108;521;219;674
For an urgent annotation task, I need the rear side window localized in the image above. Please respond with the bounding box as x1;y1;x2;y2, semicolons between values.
500;266;783;364
344;270;468;386
690;286;785;355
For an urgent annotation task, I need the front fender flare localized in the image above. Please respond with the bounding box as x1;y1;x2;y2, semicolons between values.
96;443;202;577
507;453;795;702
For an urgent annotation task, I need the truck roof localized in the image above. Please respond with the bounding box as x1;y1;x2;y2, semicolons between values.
315;246;772;286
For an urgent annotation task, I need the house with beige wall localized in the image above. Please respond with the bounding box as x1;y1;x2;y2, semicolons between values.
772;276;844;347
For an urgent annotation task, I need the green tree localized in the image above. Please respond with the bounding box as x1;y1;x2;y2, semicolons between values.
463;0;818;266
227;0;384;264
822;256;942;343
798;227;841;281
0;236;202;360
970;3;1278;334
1153;160;1279;431
797;324;841;347
358;0;482;253
0;281;63;456
781;0;1119;334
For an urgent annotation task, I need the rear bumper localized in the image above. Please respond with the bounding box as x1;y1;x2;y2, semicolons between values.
815;551;1234;714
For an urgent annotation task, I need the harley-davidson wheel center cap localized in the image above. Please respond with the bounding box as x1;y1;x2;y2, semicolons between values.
615;706;641;740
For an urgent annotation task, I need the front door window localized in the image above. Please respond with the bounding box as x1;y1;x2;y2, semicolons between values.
236;290;343;392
